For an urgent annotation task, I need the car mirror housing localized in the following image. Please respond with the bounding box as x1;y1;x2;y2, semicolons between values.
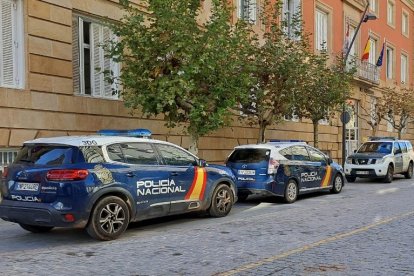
198;159;207;167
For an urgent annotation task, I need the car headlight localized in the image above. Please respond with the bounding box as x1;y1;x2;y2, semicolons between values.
376;158;385;164
346;157;353;164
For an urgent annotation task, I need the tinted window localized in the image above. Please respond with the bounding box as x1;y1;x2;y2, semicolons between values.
394;142;402;154
358;142;392;154
107;144;124;162
406;142;413;151
399;142;407;153
79;146;105;163
15;145;81;165
228;148;270;163
157;144;197;166
291;146;310;161
307;147;326;162
121;143;159;165
279;147;293;160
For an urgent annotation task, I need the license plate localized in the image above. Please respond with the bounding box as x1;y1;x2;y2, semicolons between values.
238;169;256;176
356;171;369;175
16;182;39;192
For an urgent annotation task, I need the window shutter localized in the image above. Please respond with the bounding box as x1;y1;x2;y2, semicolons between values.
91;22;102;97
1;0;15;87
102;26;113;98
72;16;80;94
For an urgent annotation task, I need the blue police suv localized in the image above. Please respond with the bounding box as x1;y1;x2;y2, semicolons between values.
0;129;237;240
226;140;344;203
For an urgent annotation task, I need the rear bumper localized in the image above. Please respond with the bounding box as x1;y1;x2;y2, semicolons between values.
236;180;285;197
0;199;88;228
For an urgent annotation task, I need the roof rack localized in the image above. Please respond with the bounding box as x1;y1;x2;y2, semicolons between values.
368;136;398;141
267;139;307;145
97;129;152;138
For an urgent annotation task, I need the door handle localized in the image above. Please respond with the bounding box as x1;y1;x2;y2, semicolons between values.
171;172;179;176
126;172;135;177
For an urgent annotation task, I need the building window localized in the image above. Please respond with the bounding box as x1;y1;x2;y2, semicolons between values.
401;54;408;84
402;11;409;37
369;0;379;14
282;0;301;38
368;37;377;65
387;0;395;27
0;0;24;89
386;115;393;132
315;8;328;51
386;47;394;79
284;110;299;122
0;148;18;173
238;0;257;24
73;16;119;99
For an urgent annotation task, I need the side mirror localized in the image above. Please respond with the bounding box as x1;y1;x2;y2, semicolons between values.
353;150;357;153
328;158;333;165
198;159;207;167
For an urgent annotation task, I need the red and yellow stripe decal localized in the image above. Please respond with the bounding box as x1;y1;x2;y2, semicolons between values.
185;167;207;201
321;166;332;187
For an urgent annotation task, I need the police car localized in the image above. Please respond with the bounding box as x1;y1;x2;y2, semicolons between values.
0;129;237;240
226;140;344;203
344;137;414;183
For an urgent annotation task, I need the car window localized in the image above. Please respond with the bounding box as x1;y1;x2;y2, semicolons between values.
291;146;310;161
406;142;413;151
394;142;402;155
79;146;105;163
279;147;293;160
399;142;407;153
120;143;159;165
14;145;81;165
106;144;124;162
156;144;197;166
228;148;270;163
358;142;392;154
307;147;326;163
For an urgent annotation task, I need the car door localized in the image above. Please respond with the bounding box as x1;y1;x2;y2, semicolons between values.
290;146;314;192
106;143;171;220
306;146;331;189
393;142;404;173
154;143;201;214
399;142;409;172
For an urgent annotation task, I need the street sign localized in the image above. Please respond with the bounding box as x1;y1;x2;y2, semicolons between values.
341;111;351;124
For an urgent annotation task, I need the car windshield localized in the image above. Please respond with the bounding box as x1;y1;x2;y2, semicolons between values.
228;148;270;163
358;142;392;154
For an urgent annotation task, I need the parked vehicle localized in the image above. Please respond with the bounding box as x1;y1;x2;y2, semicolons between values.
344;137;414;183
226;140;344;203
0;129;237;240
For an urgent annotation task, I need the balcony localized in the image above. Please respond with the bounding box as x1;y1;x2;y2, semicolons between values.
347;58;380;85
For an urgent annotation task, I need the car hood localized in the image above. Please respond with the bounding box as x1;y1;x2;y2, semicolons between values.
348;152;389;159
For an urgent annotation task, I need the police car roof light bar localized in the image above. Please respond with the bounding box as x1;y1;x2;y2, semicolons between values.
268;139;306;143
368;136;398;141
97;129;152;138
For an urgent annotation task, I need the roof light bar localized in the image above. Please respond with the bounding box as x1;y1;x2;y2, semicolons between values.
368;136;397;141
268;139;306;143
97;129;152;138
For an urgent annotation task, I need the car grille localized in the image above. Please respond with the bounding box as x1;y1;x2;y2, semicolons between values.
352;158;376;165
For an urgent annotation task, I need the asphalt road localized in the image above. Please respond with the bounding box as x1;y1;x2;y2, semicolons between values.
1;176;414;275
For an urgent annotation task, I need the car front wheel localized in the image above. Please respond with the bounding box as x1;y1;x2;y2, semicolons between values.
19;223;54;233
331;174;343;194
346;176;356;183
404;162;413;179
284;180;298;203
208;184;234;217
383;164;394;183
86;196;130;241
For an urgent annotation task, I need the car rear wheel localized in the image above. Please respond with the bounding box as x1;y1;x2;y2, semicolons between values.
284;180;298;204
208;184;233;217
404;162;413;179
86;196;130;241
346;176;356;183
383;165;394;183
19;223;54;233
331;174;343;194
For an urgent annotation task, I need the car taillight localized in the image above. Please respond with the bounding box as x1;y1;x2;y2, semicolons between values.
268;158;279;174
46;169;89;181
1;167;8;178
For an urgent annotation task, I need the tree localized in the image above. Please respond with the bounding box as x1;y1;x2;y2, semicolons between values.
237;0;311;143
106;0;254;154
357;95;386;137
380;87;414;139
293;54;354;148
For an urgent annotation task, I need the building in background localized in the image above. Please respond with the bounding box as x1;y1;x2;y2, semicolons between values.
0;0;413;171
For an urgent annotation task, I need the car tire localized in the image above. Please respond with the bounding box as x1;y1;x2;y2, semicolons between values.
208;184;234;217
237;193;249;202
346;176;356;183
383;164;394;183
331;174;343;194
19;223;54;233
86;196;130;241
404;162;413;179
284;179;298;204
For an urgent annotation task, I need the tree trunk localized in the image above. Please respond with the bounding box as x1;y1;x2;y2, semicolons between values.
258;121;267;144
398;130;402;140
188;135;199;155
372;126;377;137
313;120;319;148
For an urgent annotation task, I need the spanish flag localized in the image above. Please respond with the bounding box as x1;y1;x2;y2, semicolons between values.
361;38;371;61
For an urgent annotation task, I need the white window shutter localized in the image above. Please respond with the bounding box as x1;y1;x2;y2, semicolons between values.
102;26;113;98
1;0;15;87
91;22;103;97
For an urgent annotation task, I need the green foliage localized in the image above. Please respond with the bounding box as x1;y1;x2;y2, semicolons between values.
106;0;254;149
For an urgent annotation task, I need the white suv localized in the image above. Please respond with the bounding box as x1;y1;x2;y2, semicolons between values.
344;138;414;183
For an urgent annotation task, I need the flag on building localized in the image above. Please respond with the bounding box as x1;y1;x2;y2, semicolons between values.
361;38;371;61
376;40;385;67
343;21;350;53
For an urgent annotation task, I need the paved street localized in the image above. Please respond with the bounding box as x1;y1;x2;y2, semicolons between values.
1;177;414;275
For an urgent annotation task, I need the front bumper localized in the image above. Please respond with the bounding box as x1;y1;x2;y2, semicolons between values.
344;162;389;178
0;199;88;228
